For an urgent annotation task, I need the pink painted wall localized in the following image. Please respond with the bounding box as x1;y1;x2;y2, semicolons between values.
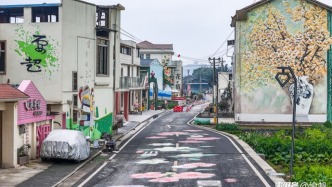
17;80;48;125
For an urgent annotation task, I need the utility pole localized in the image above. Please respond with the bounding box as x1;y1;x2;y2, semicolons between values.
209;57;221;125
215;58;226;126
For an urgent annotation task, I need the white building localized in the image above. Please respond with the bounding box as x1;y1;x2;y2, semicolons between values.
118;40;144;120
0;0;124;167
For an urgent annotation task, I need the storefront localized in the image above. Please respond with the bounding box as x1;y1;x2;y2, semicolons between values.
17;80;55;161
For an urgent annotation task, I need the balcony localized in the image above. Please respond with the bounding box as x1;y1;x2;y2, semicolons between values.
119;77;144;90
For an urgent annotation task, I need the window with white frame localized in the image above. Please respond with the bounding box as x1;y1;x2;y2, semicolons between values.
97;38;109;75
0;41;5;73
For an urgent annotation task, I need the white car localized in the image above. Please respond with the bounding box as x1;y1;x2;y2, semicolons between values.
40;129;90;162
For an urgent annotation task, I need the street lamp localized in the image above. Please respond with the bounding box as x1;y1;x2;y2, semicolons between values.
275;66;297;177
208;57;221;125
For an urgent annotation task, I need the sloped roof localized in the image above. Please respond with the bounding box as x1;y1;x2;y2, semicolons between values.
231;0;332;27
137;40;173;50
0;84;29;101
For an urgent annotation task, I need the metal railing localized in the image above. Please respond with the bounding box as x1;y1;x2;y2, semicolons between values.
120;77;144;89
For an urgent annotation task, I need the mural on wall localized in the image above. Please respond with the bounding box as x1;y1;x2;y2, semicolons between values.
161;55;173;87
149;59;172;99
14;25;60;77
238;0;332;114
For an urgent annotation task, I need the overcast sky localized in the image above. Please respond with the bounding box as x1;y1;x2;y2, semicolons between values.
1;0;332;67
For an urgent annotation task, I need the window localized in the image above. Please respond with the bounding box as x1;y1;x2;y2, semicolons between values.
73;109;78;123
0;8;24;23
0;41;5;73
120;46;131;56
72;94;78;123
96;7;108;27
146;54;150;60
32;6;58;23
97;38;109;75
136;48;140;58
73;94;78;108
72;72;77;91
140;54;144;59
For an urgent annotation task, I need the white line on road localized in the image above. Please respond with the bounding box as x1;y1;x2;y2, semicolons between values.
78;121;151;187
187;121;271;187
176;143;179;148
167;125;171;128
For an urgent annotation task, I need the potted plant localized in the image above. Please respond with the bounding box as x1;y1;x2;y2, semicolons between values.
17;144;31;165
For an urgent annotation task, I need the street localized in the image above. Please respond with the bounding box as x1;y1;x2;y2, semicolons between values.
66;104;275;187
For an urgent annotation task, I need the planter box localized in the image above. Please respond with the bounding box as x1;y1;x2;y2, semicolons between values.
17;155;29;165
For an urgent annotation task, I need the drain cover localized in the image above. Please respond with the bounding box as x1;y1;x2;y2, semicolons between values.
197;180;222;187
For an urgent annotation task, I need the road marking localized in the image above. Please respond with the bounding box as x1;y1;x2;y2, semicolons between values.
141;151;158;157
176;143;179;148
187;121;271;187
78;120;152;187
197;180;221;187
167;125;171;128
173;161;178;172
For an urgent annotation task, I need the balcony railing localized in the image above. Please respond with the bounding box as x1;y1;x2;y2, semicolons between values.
120;77;144;89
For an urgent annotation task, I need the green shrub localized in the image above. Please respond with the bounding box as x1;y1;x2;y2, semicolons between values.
292;164;332;186
216;123;239;132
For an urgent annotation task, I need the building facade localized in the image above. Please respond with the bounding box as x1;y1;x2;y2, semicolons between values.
0;0;124;166
231;0;332;123
118;40;144;120
138;40;183;106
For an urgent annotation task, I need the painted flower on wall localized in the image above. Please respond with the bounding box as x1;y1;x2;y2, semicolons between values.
240;1;332;93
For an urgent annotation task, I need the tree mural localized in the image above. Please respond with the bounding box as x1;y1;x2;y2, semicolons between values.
161;55;173;86
241;1;332;94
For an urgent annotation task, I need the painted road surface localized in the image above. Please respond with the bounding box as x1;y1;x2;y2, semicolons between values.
75;105;275;187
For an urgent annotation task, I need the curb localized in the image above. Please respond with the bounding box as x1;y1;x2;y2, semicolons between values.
187;121;285;185
52;148;102;187
114;110;170;141
53;110;169;187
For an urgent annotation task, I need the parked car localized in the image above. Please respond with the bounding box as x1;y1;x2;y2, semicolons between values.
40;129;90;162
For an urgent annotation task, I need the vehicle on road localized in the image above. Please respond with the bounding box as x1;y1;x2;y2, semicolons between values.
40;129;90;162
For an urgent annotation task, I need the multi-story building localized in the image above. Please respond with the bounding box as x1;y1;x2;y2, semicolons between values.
117;40;144;120
138;40;183;108
0;0;124;167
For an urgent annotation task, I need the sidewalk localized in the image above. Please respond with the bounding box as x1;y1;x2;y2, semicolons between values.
0;109;165;187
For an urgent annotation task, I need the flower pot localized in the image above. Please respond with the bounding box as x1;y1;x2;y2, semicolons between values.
18;155;29;165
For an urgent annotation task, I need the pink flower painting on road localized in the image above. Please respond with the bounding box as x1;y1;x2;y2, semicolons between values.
173;172;215;179
187;137;220;141
131;171;215;183
131;172;166;179
145;136;167;139
224;178;238;183
183;130;203;132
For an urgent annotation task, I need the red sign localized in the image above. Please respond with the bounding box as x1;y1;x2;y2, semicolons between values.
172;97;186;100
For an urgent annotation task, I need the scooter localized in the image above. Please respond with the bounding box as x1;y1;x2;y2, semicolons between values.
102;133;117;152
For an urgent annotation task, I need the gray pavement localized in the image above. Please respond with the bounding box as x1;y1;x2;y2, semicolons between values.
0;109;165;187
